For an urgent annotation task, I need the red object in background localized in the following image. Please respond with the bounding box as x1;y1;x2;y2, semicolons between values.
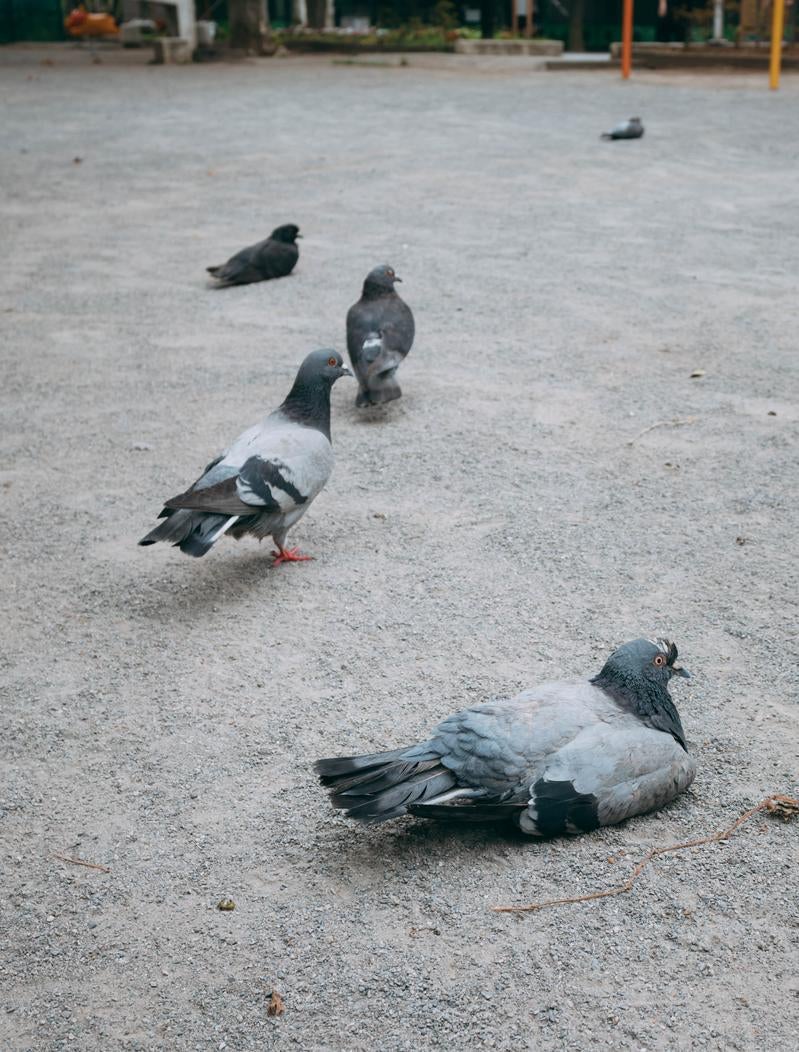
65;5;118;37
621;0;633;78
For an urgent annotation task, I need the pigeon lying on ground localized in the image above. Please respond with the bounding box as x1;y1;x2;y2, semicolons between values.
207;224;301;286
346;264;414;407
601;117;644;140
139;349;351;563
317;638;695;836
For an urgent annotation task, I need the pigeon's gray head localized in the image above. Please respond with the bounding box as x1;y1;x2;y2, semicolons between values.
600;638;689;687
629;117;642;125
364;264;401;291
272;224;302;244
296;349;352;385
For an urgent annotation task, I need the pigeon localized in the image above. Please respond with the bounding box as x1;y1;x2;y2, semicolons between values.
138;349;351;563
207;224;301;286
316;638;695;836
601;117;644;140
346;264;414;407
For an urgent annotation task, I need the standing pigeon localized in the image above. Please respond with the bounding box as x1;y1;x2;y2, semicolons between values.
346;264;414;407
316;638;695;836
139;350;351;563
207;224;301;286
601;117;644;140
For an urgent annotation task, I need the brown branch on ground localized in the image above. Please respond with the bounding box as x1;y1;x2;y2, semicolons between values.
53;854;111;874
626;417;696;446
493;794;799;915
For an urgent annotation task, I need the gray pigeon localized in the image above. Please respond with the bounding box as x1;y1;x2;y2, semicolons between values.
601;117;644;140
346;264;414;408
207;224;301;286
316;638;695;836
139;349;351;563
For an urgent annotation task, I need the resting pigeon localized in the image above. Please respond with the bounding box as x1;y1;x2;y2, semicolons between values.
316;638;695;836
346;264;414;407
138;349;351;563
601;117;644;140
207;224;301;286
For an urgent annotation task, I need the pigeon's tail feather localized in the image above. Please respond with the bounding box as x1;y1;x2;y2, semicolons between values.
600;132;613;140
316;747;455;822
138;509;237;558
408;800;525;823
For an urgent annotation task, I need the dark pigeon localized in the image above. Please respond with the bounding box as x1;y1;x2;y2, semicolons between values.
601;117;644;140
316;638;695;836
139;350;351;563
207;224;301;286
346;264;414;407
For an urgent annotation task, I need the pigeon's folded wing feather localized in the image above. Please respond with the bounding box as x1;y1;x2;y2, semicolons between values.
165;454;312;516
252;240;297;279
541;722;695;816
430;687;599;800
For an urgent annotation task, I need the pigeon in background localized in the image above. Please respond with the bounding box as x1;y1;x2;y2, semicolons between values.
346;265;414;408
601;117;644;140
317;638;695;836
353;330;407;408
139;350;351;563
207;224;301;286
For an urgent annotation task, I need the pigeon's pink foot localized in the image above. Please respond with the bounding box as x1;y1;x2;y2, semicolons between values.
271;546;314;566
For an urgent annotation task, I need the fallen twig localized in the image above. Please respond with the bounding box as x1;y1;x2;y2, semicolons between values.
493;794;799;914
626;417;696;446
53;854;111;874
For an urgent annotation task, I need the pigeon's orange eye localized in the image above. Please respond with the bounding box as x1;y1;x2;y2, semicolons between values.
654;654;666;667
328;357;337;367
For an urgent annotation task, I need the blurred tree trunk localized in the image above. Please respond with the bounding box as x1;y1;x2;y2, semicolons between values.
229;0;270;51
568;0;584;50
307;0;326;28
481;0;496;38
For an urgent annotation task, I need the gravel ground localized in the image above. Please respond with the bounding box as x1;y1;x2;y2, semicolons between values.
1;45;798;1052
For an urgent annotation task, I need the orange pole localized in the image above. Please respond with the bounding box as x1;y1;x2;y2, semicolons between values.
769;0;785;90
621;0;633;79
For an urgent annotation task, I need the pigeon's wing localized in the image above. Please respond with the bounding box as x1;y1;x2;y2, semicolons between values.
207;242;264;284
164;421;333;517
346;300;369;366
317;683;605;825
428;688;598;800
520;721;696;835
251;239;299;280
380;297;415;356
348;296;414;375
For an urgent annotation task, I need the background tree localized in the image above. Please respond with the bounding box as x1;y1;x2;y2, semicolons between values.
568;0;585;49
228;0;270;52
481;0;497;37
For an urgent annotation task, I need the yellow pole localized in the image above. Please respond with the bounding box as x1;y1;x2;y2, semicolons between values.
769;0;785;90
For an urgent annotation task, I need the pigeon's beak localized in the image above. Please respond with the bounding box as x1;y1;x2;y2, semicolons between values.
296;233;303;239
340;364;353;377
672;666;690;679
393;275;402;283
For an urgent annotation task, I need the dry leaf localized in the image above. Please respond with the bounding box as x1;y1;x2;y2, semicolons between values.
766;796;799;820
267;990;285;1017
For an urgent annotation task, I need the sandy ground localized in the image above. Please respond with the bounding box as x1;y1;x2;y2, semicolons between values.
1;44;798;1052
